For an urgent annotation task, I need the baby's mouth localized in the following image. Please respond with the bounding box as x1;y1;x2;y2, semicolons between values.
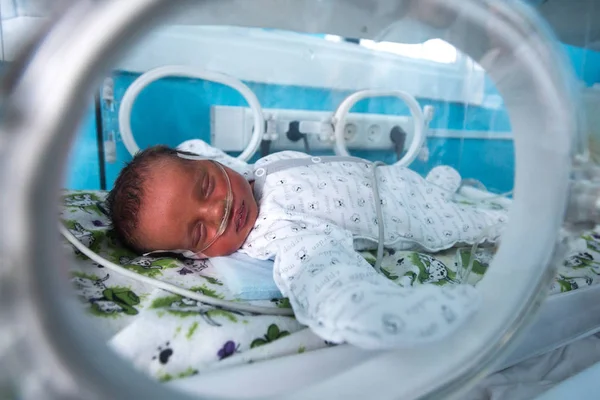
235;201;247;232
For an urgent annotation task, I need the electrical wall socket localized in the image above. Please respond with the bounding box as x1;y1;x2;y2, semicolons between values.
211;105;416;153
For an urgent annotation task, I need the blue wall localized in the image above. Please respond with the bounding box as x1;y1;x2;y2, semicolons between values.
65;43;600;194
564;44;600;85
98;73;515;193
65;106;101;190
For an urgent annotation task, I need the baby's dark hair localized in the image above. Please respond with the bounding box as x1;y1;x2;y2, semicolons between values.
106;145;196;252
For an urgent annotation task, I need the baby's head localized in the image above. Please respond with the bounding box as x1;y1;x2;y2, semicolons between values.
107;145;258;258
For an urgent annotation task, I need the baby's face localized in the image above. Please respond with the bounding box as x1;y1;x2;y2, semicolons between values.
136;159;258;257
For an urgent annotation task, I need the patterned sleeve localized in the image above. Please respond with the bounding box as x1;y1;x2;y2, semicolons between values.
425;165;462;194
247;215;481;349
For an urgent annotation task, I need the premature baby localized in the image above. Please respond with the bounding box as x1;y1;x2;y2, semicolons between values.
107;143;507;349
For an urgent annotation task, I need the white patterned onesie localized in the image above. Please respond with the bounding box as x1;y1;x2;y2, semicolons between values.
237;151;506;350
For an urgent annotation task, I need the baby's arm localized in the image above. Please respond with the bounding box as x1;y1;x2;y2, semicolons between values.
252;216;480;349
425;165;462;194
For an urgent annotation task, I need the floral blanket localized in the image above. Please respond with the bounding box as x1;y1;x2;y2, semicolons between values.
61;190;600;383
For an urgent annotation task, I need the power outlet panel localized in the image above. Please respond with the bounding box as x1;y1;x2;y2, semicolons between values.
211;105;416;153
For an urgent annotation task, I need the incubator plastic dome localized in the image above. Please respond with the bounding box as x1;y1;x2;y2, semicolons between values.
0;0;590;398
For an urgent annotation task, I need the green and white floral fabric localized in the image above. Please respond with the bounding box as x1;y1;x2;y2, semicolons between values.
60;190;600;383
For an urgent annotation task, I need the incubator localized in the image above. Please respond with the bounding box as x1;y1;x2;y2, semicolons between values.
1;0;600;398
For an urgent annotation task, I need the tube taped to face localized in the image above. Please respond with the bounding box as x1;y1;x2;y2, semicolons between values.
144;152;233;259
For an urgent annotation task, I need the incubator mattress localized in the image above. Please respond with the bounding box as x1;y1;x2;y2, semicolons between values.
60;190;600;382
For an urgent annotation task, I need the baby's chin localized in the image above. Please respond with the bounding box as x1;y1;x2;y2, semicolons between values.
233;198;259;251
239;197;259;243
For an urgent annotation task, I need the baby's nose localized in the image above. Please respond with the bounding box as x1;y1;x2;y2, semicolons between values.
200;197;229;228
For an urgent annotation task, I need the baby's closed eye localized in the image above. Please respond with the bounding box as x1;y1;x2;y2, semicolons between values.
198;171;213;199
